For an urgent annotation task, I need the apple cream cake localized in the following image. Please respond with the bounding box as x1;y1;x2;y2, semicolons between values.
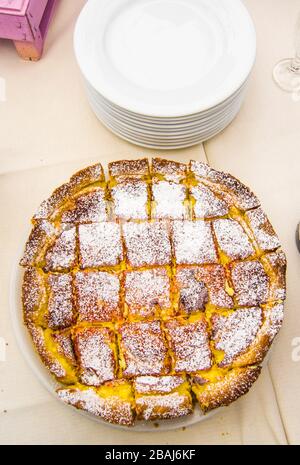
20;158;286;426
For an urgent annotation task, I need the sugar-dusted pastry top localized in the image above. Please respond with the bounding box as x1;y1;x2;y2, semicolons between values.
20;158;286;426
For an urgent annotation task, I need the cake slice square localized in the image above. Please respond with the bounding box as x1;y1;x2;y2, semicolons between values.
73;326;117;386
109;158;150;179
74;271;121;322
134;375;192;420
47;273;74;330
192;366;261;413
174;266;209;314
190;183;229;219
111;177;149;221
261;251;287;302
57;379;135;426
213;218;254;261
22;267;47;324
78;222;123;268
211;307;263;367
118;321;170;377
195;264;234;308
175;264;234;314
60;187;108;223
151;179;187;220
246;207;280;251
189;161;260;211
20;220;57;267
50;330;77;368
151;158;187;182
164;316;212;373
44;225;77;272
124;268;171;319
171;220;217;265
230;260;269;306
123;221;171;268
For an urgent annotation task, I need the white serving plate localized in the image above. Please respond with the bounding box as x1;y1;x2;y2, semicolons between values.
88;92;243;148
10;248;220;431
89;108;241;148
87;88;245;139
74;0;256;117
85;77;248;126
86;79;247;131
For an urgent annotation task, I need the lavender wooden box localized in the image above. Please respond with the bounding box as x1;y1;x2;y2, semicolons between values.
0;0;58;60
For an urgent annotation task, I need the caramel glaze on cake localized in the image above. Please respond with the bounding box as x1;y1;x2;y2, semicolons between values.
20;159;286;426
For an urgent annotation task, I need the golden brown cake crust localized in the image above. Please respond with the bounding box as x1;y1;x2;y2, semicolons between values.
26;321;74;383
152;158;187;181
20;158;286;426
192;366;262;412
33;164;105;221
109;158;149;178
57;380;135;426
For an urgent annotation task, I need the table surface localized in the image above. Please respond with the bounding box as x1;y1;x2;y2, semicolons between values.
0;0;299;445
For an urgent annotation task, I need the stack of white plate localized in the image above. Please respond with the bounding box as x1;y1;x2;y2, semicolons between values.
74;0;256;149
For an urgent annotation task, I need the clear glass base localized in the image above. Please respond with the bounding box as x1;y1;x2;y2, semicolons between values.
273;58;300;92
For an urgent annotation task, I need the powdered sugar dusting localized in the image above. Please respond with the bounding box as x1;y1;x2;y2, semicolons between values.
172;220;217;264
246;207;280;251
264;303;284;340
123;221;171;267
231;260;269;306
212;307;262;366
213;219;254;260
196;265;234;308
34;184;72;220
175;267;209;313
189;161;260;210
176;265;233;313
69;163;104;187
74;327;116;386
27;322;66;379
47;273;74;329
152;180;187;219
61;189;108;223
45;226;77;271
135;375;185;394
262;251;286;301
125;268;171;318
21;158;286;426
109;158;149;178
79;223;123;268
119;321;169;377
58;387;134;426
34;164;104;220
20;220;56;266
111;178;149;220
152;158;187;182
136;392;192;420
75;271;121;322
22;267;45;320
191;183;229;218
165;318;212;372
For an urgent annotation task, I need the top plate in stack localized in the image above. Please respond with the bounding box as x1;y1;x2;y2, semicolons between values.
74;0;256;149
